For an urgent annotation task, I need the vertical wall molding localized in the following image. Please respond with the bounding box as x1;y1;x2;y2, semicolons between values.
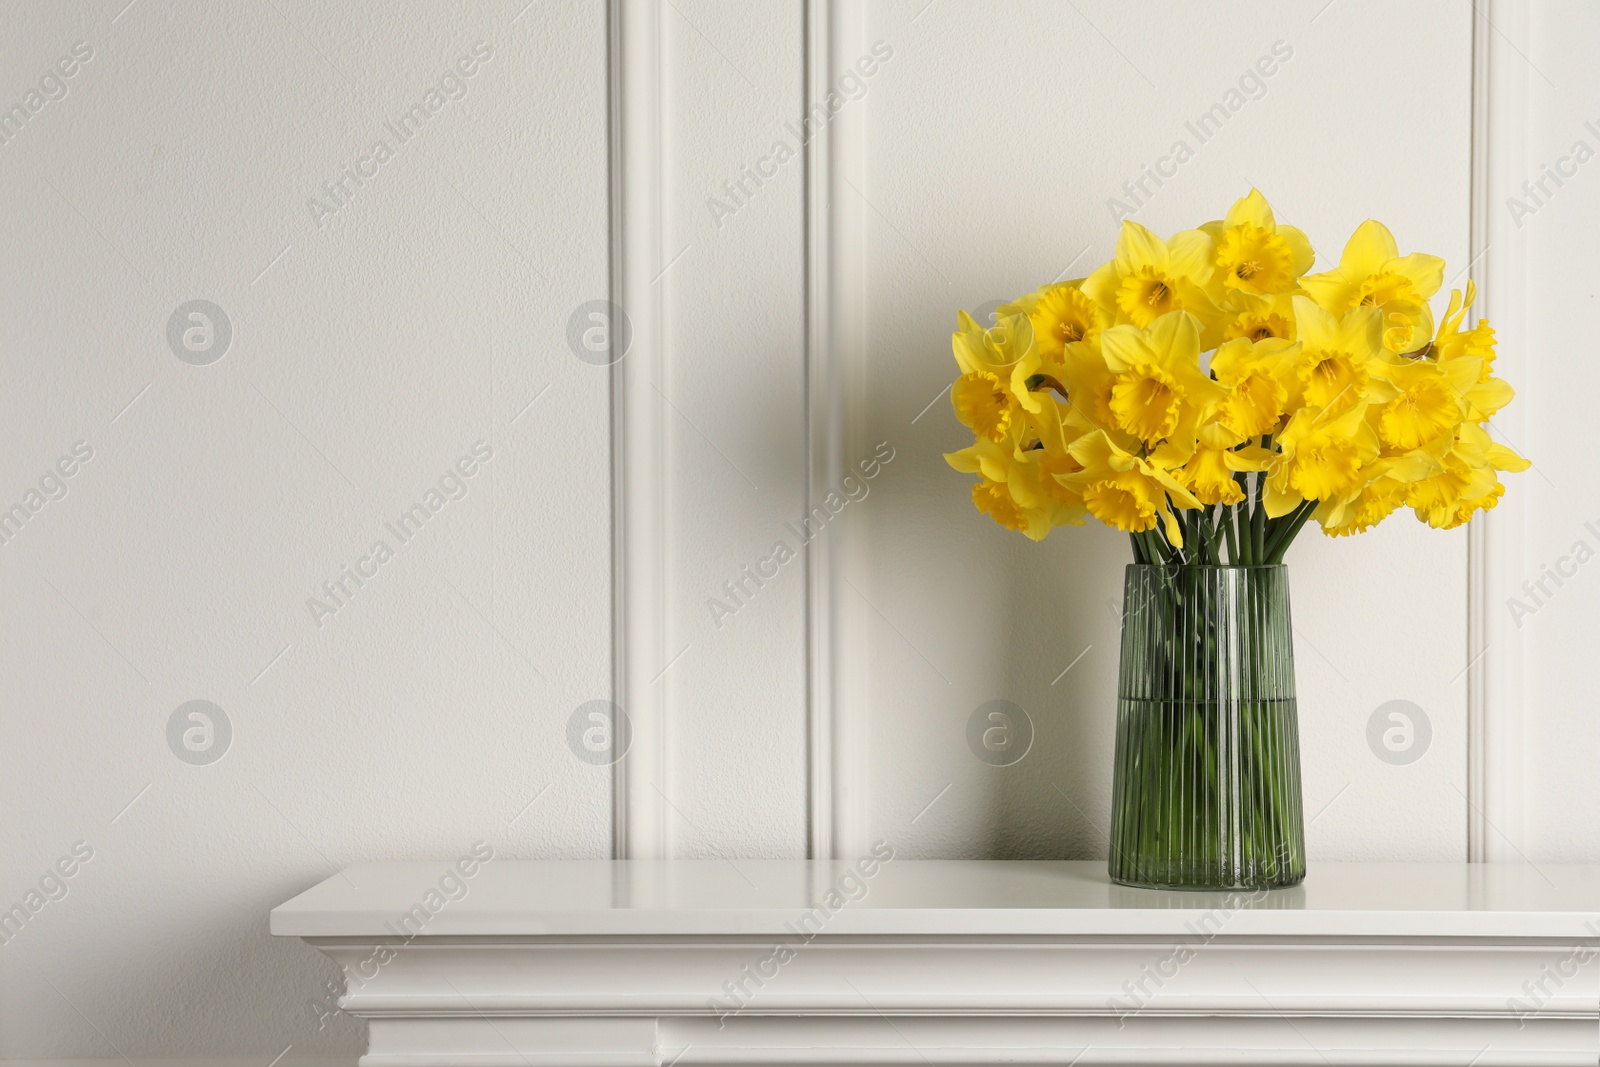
610;0;672;860
803;0;836;862
1466;0;1529;863
804;0;872;860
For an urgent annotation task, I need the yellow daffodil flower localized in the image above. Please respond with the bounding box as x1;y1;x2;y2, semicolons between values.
1097;311;1225;463
945;421;1035;536
1005;407;1089;539
1432;282;1498;379
1263;402;1381;517
943;432;1014;485
1178;445;1250;506
1288;296;1392;413
949;309;1041;440
1064;431;1202;546
1315;448;1441;536
1082;221;1220;334
968;477;1029;533
1201;189;1315;297
1300;220;1444;353
950;371;1015;441
1370;357;1474;452
1376;300;1433;356
945;406;1086;541
1208;336;1301;441
1317;474;1410;537
1004;280;1113;364
1407;460;1498;530
1415;282;1516;422
1053;330;1122;442
1419;420;1528;528
1455;420;1530;475
1219;291;1298;345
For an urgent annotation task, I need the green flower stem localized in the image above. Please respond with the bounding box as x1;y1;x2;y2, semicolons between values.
1251;480;1267;561
1139;530;1165;567
1264;499;1318;563
1143;486;1321;570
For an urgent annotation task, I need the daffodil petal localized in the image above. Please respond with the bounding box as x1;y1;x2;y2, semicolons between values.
1340;219;1399;276
1225;188;1275;231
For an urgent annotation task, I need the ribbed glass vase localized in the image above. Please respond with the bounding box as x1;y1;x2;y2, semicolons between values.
1108;564;1306;890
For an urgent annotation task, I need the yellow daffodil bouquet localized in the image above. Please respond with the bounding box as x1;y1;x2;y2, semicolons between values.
944;190;1531;890
943;190;1528;566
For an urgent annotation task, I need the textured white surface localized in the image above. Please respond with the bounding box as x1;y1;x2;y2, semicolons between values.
272;859;1600;938
0;0;612;1061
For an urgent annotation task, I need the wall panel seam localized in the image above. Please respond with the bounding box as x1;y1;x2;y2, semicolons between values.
806;0;873;860
1466;0;1529;863
610;0;671;860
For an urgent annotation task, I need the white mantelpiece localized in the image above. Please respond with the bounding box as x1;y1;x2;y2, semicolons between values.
272;860;1600;1066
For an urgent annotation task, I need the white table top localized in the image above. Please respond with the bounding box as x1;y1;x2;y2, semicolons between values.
271;860;1600;939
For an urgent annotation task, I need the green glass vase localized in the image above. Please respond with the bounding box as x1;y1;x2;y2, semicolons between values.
1108;564;1306;890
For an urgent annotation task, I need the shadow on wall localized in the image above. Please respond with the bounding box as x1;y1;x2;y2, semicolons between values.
877;282;1128;861
985;523;1126;860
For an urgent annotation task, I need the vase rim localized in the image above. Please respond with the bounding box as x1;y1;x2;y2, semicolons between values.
1125;562;1287;571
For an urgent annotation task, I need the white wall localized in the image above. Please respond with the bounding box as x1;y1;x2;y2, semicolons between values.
0;0;1589;1064
658;0;811;858
635;0;1475;863
848;0;1473;861
0;1;612;1061
627;0;1478;872
1522;4;1600;860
